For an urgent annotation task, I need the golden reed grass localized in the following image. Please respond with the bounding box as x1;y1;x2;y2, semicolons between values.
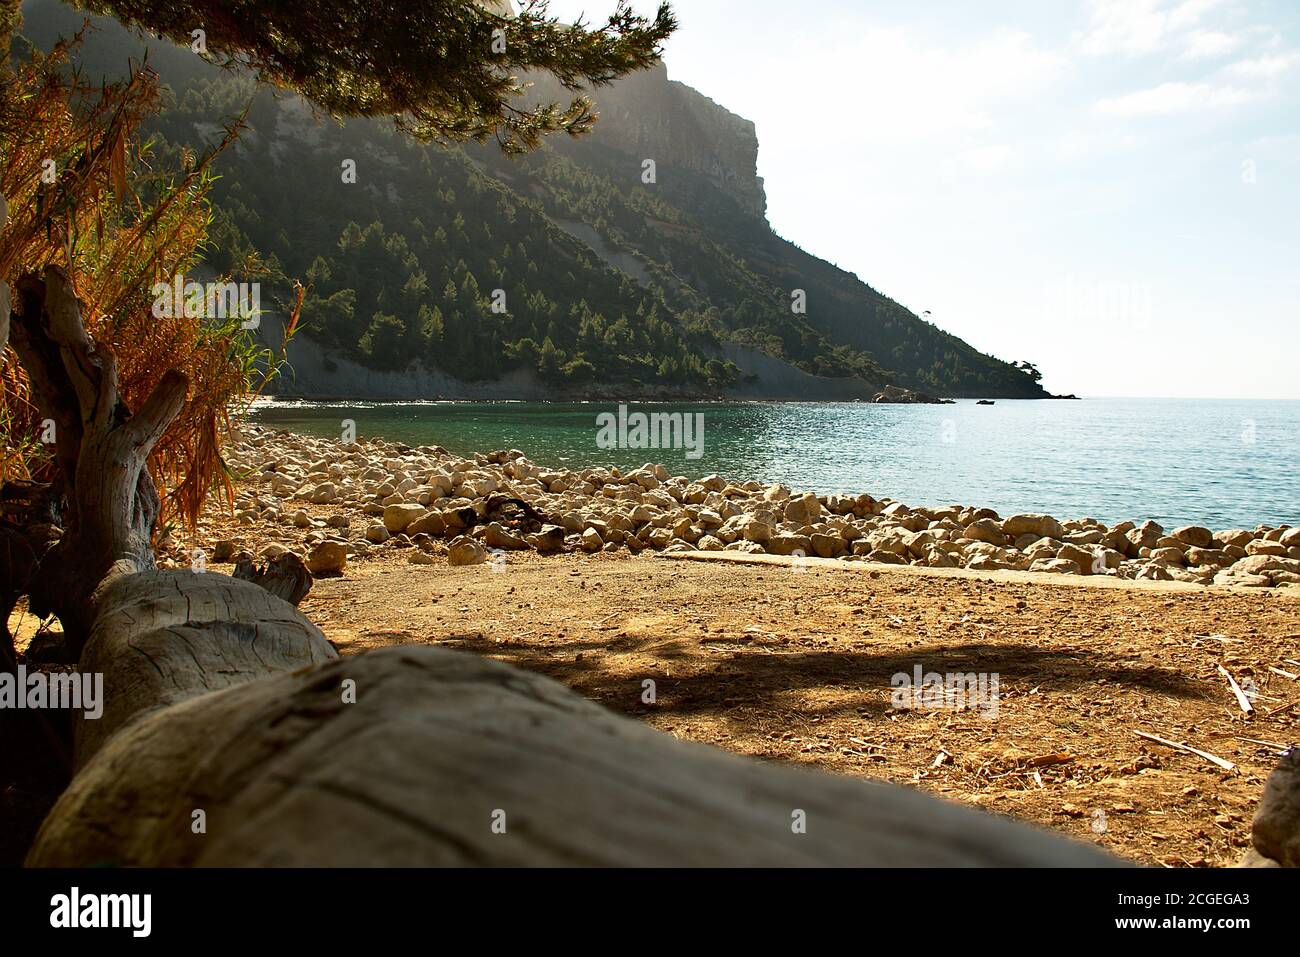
1;34;294;531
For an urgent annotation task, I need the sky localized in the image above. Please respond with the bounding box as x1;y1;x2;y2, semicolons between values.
542;0;1300;399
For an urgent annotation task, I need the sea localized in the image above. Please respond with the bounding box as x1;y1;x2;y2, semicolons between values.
249;398;1300;530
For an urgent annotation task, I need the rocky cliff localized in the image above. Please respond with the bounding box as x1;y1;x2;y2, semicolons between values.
530;63;767;220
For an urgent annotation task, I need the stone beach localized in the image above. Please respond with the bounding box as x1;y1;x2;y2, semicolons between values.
188;425;1300;592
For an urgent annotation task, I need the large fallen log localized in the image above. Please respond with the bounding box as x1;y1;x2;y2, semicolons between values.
73;567;337;761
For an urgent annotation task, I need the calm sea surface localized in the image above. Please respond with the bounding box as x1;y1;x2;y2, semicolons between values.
251;398;1300;530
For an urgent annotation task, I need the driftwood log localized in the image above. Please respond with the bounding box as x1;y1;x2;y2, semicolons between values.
5;218;1295;867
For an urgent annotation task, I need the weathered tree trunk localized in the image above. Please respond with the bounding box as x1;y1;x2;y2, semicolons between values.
7;264;186;649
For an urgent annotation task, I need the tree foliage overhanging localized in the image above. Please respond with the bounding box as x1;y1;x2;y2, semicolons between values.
78;0;677;151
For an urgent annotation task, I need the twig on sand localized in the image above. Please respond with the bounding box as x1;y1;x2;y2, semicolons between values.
1133;730;1236;771
1024;752;1075;768
1269;666;1299;681
1217;664;1254;714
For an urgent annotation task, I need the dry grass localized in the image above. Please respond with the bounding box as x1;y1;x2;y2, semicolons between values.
0;35;290;529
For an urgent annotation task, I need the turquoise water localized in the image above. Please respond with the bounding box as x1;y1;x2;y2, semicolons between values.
251;398;1300;530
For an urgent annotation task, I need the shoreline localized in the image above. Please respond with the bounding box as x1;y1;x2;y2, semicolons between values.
189;425;1300;592
251;394;1070;408
244;397;1300;532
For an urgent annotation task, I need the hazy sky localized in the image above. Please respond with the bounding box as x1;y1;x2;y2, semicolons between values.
543;1;1300;399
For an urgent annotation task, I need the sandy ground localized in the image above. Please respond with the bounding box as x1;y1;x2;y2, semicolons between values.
209;543;1300;868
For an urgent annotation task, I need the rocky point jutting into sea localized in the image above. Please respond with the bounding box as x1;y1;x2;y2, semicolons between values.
189;426;1300;592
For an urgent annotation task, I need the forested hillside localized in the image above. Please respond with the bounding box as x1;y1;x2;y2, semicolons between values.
21;0;1050;398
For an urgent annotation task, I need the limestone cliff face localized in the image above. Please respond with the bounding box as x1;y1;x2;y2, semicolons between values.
493;0;766;220
528;62;767;220
593;64;766;219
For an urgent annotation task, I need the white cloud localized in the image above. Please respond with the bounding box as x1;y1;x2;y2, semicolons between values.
1077;0;1227;57
1182;29;1243;59
1166;0;1227;30
749;28;1063;146
1225;52;1299;77
1094;81;1256;115
1077;0;1169;56
953;143;1020;175
1049;128;1142;163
